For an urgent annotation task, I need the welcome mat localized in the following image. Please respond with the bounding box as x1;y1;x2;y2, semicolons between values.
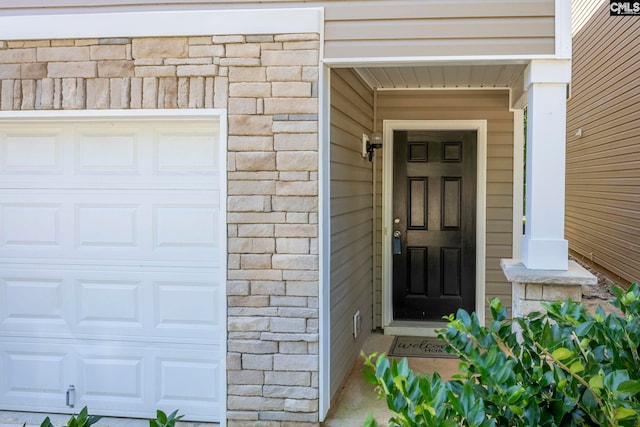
389;336;457;359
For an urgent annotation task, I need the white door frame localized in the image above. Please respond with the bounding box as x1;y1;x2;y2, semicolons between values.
382;120;487;336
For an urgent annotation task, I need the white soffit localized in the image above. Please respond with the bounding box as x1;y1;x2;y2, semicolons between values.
355;64;527;89
0;8;323;40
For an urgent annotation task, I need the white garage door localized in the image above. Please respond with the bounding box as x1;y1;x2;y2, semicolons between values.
0;117;225;422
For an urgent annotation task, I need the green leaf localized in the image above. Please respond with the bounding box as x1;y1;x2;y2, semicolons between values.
575;321;593;336
458;309;471;328
604;370;630;393
581;389;598;411
615;407;637;420
509;405;524;416
85;416;102;427
392;375;407;393
618;380;640;396
157;410;167;425
569;361;584;374
506;386;524;404
551;347;573;361
364;413;379;427
589;374;604;390
362;368;378;385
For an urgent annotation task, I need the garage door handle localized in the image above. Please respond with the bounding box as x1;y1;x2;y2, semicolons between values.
66;385;75;408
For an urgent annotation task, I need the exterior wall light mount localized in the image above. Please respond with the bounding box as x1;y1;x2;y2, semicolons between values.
366;131;383;161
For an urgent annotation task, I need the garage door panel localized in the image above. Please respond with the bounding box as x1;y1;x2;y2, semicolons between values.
5;351;67;395
153;205;218;250
77;280;143;329
0;267;223;342
2;124;219;189
0;118;224;422
156;348;223;419
155;130;219;175
1;339;223;421
2;203;63;248
158;360;219;403
0;191;221;264
1;340;74;410
77;205;139;248
1;129;64;174
155;281;220;331
79;356;145;401
75;131;141;175
1;276;68;328
76;344;223;419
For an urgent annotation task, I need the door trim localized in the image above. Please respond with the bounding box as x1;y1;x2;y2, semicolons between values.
382;120;487;336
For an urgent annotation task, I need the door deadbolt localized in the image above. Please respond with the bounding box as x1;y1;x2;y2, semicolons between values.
392;231;402;255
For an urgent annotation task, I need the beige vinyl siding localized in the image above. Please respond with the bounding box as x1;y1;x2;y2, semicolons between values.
329;68;374;399
566;0;640;284
375;90;514;322
571;0;606;35
324;0;555;59
1;0;556;59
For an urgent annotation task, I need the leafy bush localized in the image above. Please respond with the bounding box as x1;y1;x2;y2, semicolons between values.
40;407;101;427
36;408;183;427
150;410;184;427
363;283;640;427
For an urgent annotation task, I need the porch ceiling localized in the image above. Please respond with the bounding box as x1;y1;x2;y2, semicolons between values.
354;64;526;89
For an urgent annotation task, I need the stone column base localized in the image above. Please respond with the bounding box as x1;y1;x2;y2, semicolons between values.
500;259;597;319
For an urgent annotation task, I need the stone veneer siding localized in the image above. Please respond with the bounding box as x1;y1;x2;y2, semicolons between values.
0;35;321;426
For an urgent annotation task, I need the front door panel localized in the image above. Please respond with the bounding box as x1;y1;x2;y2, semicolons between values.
392;130;476;321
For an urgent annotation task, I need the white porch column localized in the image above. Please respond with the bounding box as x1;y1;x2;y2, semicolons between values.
522;59;572;270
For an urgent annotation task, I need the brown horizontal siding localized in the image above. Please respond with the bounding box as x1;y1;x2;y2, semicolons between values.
374;90;514;322
329;68;374;401
566;0;640;284
1;0;556;59
572;0;606;35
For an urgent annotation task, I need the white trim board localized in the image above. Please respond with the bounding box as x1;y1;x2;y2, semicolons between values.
555;0;572;59
0;109;227;121
324;55;560;67
381;120;487;335
318;64;331;422
512;110;525;259
0;8;323;40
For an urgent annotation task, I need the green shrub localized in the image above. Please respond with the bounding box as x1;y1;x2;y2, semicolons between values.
363;283;640;427
40;407;102;427
36;408;182;427
149;410;183;427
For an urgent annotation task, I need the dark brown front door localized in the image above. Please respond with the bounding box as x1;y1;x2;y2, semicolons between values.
392;130;476;321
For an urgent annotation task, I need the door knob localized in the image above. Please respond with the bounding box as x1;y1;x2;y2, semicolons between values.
394;218;400;224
